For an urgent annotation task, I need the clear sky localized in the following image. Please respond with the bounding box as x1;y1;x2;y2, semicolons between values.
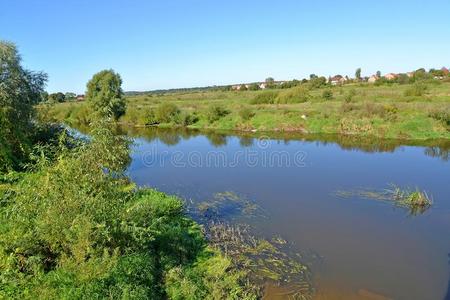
2;0;450;93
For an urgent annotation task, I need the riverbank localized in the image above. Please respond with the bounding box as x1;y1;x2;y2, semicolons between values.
40;81;450;140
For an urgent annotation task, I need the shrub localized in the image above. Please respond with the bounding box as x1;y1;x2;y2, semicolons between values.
404;83;428;97
155;102;180;123
428;108;450;126
250;91;278;104
276;86;310;104
344;89;357;103
178;111;199;126
239;108;255;121
322;89;333;100
206;104;229;123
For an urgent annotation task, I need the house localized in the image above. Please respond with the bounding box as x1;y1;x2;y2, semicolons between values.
406;72;415;78
441;67;449;76
384;73;398;80
368;75;379;84
259;83;267;89
76;94;85;101
329;75;346;85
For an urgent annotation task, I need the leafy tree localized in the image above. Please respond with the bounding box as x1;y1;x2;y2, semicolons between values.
265;77;275;83
355;68;362;80
239;84;248;91
65;92;76;100
376;71;381;78
48;92;65;103
0;41;47;171
86;69;126;120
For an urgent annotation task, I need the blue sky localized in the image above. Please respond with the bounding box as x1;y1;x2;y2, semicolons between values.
1;0;450;93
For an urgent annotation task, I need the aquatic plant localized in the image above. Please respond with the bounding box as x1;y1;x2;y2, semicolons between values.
335;184;433;215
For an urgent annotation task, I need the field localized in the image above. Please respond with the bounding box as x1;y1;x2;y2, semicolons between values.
40;81;450;140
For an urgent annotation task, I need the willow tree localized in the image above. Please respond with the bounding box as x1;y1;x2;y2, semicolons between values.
85;69;126;120
0;41;47;171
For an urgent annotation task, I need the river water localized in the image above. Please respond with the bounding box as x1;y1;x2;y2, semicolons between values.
121;127;449;300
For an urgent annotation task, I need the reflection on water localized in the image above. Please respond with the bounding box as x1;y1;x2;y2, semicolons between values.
74;124;450;299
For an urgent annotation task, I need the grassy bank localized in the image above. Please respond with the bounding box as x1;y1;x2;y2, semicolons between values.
41;81;450;140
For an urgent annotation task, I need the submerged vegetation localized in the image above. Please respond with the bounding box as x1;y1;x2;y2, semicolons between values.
336;184;433;215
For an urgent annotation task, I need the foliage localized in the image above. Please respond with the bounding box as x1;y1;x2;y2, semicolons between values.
247;83;260;91
344;89;357;103
239;107;255;121
0;122;255;299
404;82;428;97
322;89;333;100
48;92;65;103
250;91;278;104
206;104;229;123
276;86;310;104
155;102;180;123
0;41;48;172
86;69;126;120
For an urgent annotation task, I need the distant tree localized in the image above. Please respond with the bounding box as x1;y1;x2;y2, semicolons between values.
265;77;275;83
376;71;381;78
86;69;126;120
355;68;362;80
48;92;65;103
309;74;317;80
0;41;47;171
309;76;327;89
65;92;76;100
239;84;248;91
248;83;260;91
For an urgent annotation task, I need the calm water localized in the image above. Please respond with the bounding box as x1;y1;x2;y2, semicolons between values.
123;127;449;300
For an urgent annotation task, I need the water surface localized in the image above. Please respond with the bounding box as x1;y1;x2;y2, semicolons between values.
124;127;450;300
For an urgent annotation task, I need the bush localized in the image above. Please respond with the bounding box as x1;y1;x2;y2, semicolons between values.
404;83;428;97
239;108;255;121
155;102;180;123
276;86;310;104
250;91;278;104
344;89;357;103
322;89;333;100
429;108;450;126
206;105;229;123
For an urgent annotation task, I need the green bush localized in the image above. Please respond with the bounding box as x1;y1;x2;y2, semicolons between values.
250;91;278;104
344;89;357;103
239;108;255;121
206;104;229;123
404;83;428;97
322;89;334;100
429;108;450;126
155;102;180;123
276;86;310;104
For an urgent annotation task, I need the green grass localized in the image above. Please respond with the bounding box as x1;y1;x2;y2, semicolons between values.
39;81;450;140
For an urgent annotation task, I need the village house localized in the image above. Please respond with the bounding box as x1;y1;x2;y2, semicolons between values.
76;94;85;101
441;67;449;76
329;75;346;85
406;72;414;78
259;83;267;89
368;75;379;84
384;73;398;80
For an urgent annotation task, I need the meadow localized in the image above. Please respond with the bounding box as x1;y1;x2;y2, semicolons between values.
41;80;450;140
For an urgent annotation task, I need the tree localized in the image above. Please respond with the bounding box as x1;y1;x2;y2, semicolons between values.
376;71;381;78
355;68;362;80
65;92;76;100
86;69;126;120
309;74;317;80
265;77;275;83
48;92;65;103
0;41;47;171
248;83;260;91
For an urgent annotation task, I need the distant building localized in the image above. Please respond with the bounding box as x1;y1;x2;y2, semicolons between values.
368;75;379;84
441;67;449;75
384;73;398;80
76;94;85;101
406;72;415;78
259;83;267;89
329;75;346;85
